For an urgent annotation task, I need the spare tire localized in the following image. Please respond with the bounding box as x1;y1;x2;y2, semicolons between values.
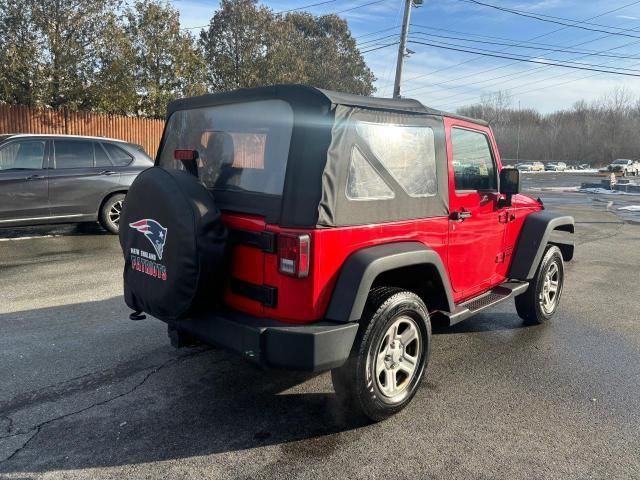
119;167;227;321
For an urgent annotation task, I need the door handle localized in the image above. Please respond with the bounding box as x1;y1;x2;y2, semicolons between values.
450;210;472;221
99;170;117;176
25;174;45;181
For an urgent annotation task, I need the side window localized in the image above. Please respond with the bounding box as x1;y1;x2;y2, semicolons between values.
0;141;46;170
356;122;437;197
346;146;394;200
102;143;133;166
54;140;93;169
94;143;112;167
451;128;497;191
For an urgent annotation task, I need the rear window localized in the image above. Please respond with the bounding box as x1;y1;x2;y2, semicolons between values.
158;100;294;196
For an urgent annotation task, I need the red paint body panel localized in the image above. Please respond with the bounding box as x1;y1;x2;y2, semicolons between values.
221;213;448;324
264;218;449;324
220;116;542;325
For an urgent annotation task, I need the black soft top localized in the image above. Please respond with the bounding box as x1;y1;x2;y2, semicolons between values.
160;85;484;227
166;84;487;126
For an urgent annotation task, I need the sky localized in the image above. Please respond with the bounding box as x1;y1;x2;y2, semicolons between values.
169;0;640;113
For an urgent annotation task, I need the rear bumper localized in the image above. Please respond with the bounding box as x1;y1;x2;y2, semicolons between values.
171;311;359;372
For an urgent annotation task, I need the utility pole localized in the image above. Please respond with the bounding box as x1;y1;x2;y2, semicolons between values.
516;100;521;167
393;0;422;99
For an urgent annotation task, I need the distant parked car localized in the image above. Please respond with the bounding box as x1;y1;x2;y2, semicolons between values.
530;161;545;171
602;158;640;176
579;163;591;170
545;162;567;171
0;134;153;233
517;163;533;172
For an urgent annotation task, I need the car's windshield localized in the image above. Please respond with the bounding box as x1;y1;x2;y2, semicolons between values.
158;99;294;196
613;159;630;164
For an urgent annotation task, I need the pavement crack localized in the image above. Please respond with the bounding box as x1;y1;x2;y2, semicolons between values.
0;349;206;464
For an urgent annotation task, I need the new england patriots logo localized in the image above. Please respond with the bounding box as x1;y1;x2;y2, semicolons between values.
129;219;168;260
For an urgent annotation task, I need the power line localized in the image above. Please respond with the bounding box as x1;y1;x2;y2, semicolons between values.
382;1;640;89
456;59;640;109
459;0;640;39
357;33;400;48
355;25;401;41
418;27;640;105
430;34;640;107
410;31;640;60
408;38;640;72
278;0;338;13
333;0;389;14
407;40;640;77
181;0;391;30
439;56;640;110
362;42;400;53
401;18;640;97
411;25;640;56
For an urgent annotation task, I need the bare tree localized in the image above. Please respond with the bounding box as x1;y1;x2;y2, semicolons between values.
457;88;640;166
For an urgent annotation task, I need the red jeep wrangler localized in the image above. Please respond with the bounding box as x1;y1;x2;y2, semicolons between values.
120;85;574;421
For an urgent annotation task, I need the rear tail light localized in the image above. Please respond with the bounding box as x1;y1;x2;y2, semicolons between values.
278;234;310;278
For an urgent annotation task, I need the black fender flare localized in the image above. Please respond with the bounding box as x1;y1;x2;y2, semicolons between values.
508;210;575;280
325;242;455;323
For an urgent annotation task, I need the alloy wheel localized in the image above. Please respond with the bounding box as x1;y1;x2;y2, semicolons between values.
374;315;421;400
540;261;560;315
108;200;124;229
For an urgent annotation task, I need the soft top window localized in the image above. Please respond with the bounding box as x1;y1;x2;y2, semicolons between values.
158;99;294;196
355;122;437;198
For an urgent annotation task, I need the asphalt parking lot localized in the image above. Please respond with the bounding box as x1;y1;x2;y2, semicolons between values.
1;172;639;479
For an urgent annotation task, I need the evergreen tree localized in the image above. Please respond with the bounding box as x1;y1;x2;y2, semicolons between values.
125;0;207;117
200;0;375;95
0;0;44;106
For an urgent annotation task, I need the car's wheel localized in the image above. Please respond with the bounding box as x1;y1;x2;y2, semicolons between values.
99;193;125;234
331;287;431;422
515;245;564;325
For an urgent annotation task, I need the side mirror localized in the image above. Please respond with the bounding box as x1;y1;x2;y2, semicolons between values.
499;168;520;207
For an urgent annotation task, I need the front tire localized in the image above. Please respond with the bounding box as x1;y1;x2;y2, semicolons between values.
515;245;564;324
100;193;125;234
331;288;431;422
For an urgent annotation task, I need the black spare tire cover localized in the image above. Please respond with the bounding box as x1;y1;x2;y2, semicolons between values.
119;167;227;321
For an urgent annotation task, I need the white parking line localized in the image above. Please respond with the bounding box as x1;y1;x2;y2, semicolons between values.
0;235;55;242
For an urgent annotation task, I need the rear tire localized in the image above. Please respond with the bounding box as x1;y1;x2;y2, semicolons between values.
515;245;564;325
331;288;431;422
100;193;125;234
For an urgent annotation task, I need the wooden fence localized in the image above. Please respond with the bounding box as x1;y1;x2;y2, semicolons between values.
0;104;165;157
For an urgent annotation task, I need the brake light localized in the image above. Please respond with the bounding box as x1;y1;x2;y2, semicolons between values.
278;234;310;278
174;149;198;161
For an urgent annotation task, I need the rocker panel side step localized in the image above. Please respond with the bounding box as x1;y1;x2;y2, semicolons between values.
437;281;529;327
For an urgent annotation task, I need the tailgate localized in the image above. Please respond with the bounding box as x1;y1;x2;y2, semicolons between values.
222;213;275;317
